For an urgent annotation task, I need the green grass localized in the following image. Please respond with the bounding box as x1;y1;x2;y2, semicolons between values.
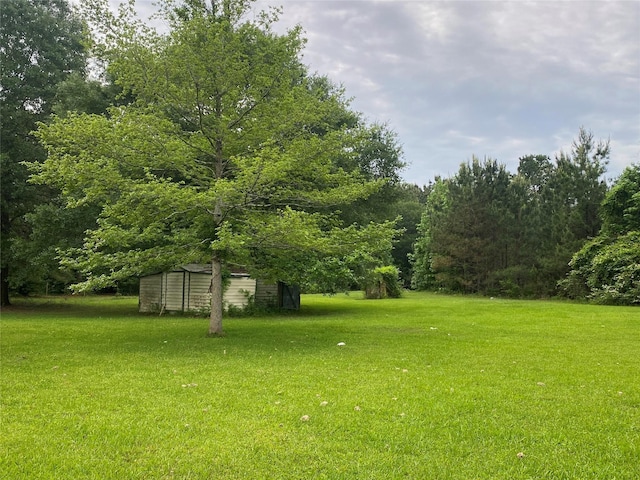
1;292;638;479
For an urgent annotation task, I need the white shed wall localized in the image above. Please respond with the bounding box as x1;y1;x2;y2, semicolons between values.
224;277;256;309
163;272;186;311
139;274;162;313
139;271;259;313
185;273;212;311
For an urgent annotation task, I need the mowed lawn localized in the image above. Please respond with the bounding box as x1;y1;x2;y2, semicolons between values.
1;292;638;479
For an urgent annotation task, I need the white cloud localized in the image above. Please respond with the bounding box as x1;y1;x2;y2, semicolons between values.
110;0;640;183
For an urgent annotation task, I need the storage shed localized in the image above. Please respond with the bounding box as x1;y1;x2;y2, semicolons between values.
138;264;299;313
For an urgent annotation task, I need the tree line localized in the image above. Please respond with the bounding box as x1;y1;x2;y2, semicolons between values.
410;139;639;304
2;0;637;319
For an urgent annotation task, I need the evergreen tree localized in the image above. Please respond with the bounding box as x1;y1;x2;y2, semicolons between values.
411;128;610;298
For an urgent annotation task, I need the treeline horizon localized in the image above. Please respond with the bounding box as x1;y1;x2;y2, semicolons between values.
2;0;637;307
410;134;639;305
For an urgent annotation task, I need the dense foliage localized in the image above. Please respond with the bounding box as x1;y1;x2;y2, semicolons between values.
363;265;403;299
411;128;613;299
0;0;86;304
561;164;640;304
30;0;400;333
4;0;634;309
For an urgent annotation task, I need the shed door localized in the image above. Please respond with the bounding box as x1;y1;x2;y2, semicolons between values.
278;282;300;310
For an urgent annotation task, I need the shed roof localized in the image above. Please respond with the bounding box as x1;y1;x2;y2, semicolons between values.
161;264;250;277
175;264;211;274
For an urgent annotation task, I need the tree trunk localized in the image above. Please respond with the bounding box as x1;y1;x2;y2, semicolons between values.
0;265;10;307
208;255;224;336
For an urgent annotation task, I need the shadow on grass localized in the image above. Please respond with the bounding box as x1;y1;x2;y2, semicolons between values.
2;293;369;320
1;294;372;358
2;295;141;319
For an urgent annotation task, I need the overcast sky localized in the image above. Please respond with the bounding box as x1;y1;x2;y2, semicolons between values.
121;0;640;185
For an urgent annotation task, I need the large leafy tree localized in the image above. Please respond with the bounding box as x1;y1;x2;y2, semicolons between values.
10;74;127;296
0;0;86;305
31;0;397;334
562;164;640;304
276;75;411;279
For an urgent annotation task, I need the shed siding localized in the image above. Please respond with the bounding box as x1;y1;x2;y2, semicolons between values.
139;274;162;312
163;272;186;311
255;279;278;307
139;267;288;313
224;277;256;308
186;273;211;311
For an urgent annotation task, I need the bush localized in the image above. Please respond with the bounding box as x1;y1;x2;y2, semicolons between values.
364;266;403;299
562;232;640;305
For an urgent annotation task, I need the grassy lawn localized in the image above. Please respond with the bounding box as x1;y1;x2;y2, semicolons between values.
1;292;638;479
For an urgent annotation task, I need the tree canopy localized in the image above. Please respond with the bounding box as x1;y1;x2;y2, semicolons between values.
562;164;640;304
1;0;87;305
30;0;399;333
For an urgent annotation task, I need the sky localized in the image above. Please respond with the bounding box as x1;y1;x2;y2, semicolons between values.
116;0;640;185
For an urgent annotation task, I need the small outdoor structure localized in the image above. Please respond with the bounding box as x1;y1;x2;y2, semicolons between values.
138;264;300;313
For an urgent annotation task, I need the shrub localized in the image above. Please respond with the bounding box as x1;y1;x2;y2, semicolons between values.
364;265;402;299
562;232;640;305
